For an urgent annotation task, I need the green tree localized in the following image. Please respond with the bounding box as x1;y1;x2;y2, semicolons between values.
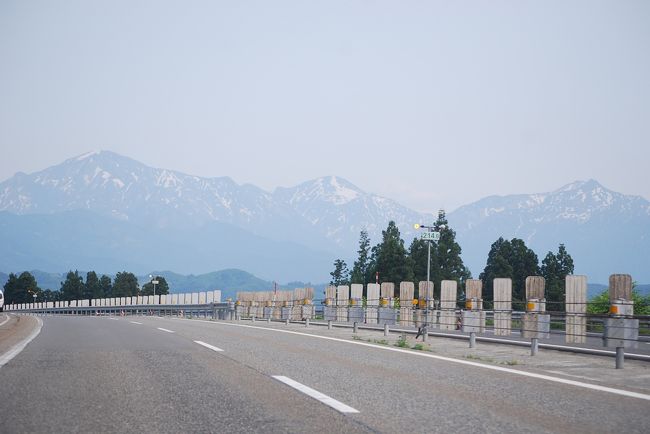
588;287;650;315
372;221;410;284
99;274;112;298
3;272;40;304
330;259;350;286
430;210;471;295
84;271;102;300
407;237;429;296
480;237;539;303
40;289;61;302
141;275;170;295
541;244;575;311
113;271;139;297
60;270;85;301
350;230;372;285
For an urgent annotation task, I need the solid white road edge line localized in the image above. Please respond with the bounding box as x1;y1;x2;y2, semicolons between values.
0;314;10;327
178;318;650;402
130;321;143;325
272;375;359;414
0;316;43;368
157;327;175;333
194;340;224;352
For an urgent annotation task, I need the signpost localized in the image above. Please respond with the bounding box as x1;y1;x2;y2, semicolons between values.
414;219;443;340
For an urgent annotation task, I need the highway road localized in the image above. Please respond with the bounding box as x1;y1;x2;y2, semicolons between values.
1;315;649;433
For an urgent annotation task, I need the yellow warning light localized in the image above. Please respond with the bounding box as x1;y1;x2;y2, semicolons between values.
350;299;357;306
609;305;619;315
412;299;419;306
526;302;535;312
465;300;473;310
303;298;311;305
380;297;388;307
235;300;241;306
324;299;331;306
414;223;421;229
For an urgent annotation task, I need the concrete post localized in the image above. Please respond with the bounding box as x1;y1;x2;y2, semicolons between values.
565;275;588;344
493;278;512;336
384;323;389;336
353;321;358;334
305;318;310;328
469;332;476;348
328;320;332;330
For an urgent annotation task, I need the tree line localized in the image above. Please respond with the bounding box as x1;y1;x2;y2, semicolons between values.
330;210;575;308
2;271;169;305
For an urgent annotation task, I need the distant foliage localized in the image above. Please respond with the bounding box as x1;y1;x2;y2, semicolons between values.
60;270;85;301
369;221;410;285
480;237;540;303
330;259;350;286
541;244;575;311
3;271;40;304
350;230;372;285
112;271;139;297
141;275;170;295
588;286;650;315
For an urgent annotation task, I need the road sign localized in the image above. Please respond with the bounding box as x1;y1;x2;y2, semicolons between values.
421;231;440;241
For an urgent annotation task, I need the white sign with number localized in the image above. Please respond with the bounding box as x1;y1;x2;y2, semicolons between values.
421;231;440;241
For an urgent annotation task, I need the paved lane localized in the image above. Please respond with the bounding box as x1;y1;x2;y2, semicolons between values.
0;316;371;434
2;315;649;433
146;316;649;434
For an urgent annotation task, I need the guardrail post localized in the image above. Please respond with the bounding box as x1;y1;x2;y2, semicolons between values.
327;320;332;330
531;338;539;356
616;347;624;369
469;331;476;348
353;321;358;334
305;318;310;328
384;323;389;336
285;318;290;325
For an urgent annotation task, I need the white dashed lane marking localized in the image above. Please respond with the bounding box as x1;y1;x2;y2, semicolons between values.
272;375;359;414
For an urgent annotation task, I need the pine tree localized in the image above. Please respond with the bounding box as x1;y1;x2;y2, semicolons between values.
407;237;429;293
373;221;410;284
60;270;85;301
112;271;139;297
330;259;350;286
541;244;575;311
510;238;540;301
430;210;471;296
99;274;112;298
84;271;102;300
350;230;372;284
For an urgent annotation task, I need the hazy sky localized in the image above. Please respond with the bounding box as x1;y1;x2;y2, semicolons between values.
1;1;649;212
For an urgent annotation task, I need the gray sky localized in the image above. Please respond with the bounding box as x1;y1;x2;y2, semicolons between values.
1;0;649;212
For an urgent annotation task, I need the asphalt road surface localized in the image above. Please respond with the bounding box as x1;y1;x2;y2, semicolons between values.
1;315;649;433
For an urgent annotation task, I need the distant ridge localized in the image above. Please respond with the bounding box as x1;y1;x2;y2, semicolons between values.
1;151;649;282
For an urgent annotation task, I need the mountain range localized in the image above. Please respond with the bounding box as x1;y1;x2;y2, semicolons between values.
1;150;648;283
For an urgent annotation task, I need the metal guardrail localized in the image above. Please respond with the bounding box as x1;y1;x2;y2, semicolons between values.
14;302;236;320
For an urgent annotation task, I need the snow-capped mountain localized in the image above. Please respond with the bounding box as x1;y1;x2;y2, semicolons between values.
0;151;424;258
448;180;650;283
0;151;648;283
